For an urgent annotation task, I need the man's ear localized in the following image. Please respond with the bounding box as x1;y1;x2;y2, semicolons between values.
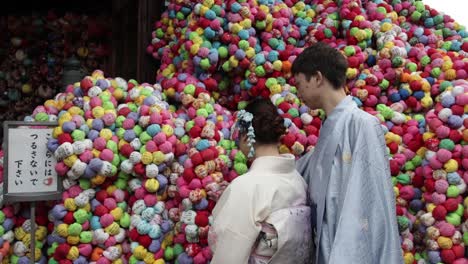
315;71;324;87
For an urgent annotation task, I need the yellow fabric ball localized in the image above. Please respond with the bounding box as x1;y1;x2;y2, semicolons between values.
111;207;124;221
444;159;458;173
57;224;69;237
141;152;153;164
67;246;80;260
437;236;453;249
67;235;80;245
64;198;77;211
100;129;113;140
64;155;78;168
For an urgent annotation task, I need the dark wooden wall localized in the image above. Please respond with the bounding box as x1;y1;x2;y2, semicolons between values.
2;0;166;83
111;0;166;83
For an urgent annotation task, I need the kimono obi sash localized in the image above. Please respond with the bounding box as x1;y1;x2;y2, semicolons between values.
249;205;312;264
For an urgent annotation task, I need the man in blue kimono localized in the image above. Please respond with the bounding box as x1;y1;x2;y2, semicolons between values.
292;42;403;264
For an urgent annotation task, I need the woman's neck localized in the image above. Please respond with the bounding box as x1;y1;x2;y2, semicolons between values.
254;144;280;158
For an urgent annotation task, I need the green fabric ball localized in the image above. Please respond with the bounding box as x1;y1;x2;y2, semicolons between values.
165;246;175;260
196;109;209;118
139;131;152;144
396;173;410;185
218;46;228;59
71;129;86;141
80;231;93;243
0;211;5;223
173;243;184;256
107;140;118;153
79;179;91;190
68;223;82;236
133;125;143;136
446;185;460;198
234;162;248;175
455;204;464;216
73;209;89;224
120;212;131;228
35;112;49;122
439;139;455;151
446;212;461;226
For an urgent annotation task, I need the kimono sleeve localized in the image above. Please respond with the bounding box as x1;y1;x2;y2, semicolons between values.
209;179;270;264
327;118;403;264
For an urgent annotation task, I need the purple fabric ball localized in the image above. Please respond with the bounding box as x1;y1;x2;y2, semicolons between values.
62;121;77;133
124;129;136;142
127;112;139;122
161;220;171;234
428;251;441;263
177;253;194;264
441;95;455;108
88;158;104;172
92;119;105;131
18;256;30;264
156;175;168;189
87;129;100;141
84;166;97;179
47;138;59;153
73;256;88;264
447;115;463;129
144;96;157;106
50;204;67;220
194;198;209;211
96;79;109;89
91;199;102;210
148;239;161;252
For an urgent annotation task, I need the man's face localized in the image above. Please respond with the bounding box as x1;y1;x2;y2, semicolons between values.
294;73;321;110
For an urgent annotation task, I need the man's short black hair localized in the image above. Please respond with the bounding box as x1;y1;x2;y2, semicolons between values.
291;42;348;90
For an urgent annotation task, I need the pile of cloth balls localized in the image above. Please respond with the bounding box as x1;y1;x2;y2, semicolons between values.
0;0;467;263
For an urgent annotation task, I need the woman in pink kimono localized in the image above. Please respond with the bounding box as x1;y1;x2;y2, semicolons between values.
208;98;312;264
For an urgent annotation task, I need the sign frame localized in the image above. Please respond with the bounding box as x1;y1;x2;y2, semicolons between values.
3;121;62;203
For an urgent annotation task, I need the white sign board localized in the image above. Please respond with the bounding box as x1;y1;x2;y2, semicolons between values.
3;121;61;203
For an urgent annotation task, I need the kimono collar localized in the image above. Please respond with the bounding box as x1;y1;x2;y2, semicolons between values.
249;154;296;174
324;95;355;125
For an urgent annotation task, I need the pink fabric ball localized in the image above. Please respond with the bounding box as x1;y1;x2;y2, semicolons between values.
188;179;203;190
435;179;449;194
104;198;117;210
100;149;114;162
438;222;456;237
146;141;158;152
93;137;107;151
437;149;452;163
100;213;114;227
431;192;447;205
159;142;173;154
80;150;94;163
68;186;83;198
436;125;450;139
144;194;158;207
154;133;167;145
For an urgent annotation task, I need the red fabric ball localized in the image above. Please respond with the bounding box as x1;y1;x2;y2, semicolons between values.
58;133;73;145
94;205;109;217
191;152;204;166
452;244;465;258
80;78;93;92
96;190;109;203
304;125;318;136
195;213;209;227
207;200;216;212
183;168;196;183
444;198;459;212
432;205;447;221
389;160;401;176
129;228;140;241
175;143;187;157
425;178;436;193
201;149;215;161
189;126;202;138
36;214;48;226
204;78;218;92
63;212;75;225
449;130;462;143
425;138;440;151
450;105;464;116
120;144;134;158
282;133;296;147
58;260;72;264
209;147;219;159
412;173;424;188
278;102;290;113
388;142;399;154
54;243;70;260
138;235;152;248
134;162;145;176
292;117;303;129
441;249;456;264
117;107;131;117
